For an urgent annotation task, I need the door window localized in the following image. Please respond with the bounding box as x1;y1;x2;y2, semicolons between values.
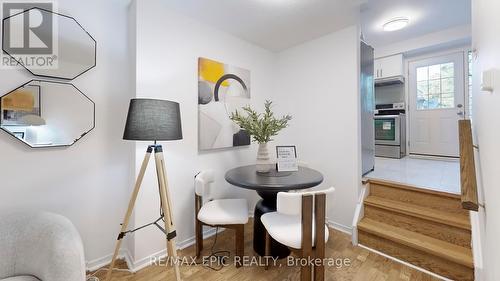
416;62;455;110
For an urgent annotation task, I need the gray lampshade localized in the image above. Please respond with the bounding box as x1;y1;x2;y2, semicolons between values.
123;99;183;141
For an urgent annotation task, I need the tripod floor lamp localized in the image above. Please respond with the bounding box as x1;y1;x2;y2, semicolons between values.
106;99;183;281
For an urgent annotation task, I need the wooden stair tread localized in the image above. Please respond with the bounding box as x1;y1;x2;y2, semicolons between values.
366;178;462;199
358;218;473;268
365;196;471;230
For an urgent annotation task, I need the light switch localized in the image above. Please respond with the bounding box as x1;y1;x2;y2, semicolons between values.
481;69;499;93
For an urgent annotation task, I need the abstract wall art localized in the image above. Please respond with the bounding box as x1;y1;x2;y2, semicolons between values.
198;57;251;150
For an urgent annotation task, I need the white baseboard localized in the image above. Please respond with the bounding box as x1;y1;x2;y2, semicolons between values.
359;244;452;281
408;154;459;162
131;248;167;272
86;248;134;273
327;220;352;235
85;227;222;273
131;227;222;272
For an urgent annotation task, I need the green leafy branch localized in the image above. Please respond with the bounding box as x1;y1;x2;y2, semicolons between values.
230;100;292;143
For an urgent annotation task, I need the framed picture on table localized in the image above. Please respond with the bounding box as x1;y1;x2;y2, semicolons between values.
276;145;298;172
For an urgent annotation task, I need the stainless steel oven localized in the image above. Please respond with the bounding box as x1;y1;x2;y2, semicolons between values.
374;114;406;158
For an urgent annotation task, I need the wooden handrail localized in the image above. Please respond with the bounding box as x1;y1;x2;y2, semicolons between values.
458;120;479;211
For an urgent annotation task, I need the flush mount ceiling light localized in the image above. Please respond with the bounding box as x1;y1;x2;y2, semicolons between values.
383;17;409;32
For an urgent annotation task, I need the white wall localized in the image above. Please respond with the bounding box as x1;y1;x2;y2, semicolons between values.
471;0;500;280
0;0;135;268
132;0;274;264
124;0;138;262
274;26;361;232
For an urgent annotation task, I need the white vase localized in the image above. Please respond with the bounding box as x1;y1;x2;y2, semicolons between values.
256;142;272;173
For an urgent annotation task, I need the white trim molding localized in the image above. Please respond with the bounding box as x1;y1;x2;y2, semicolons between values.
133;227;223;272
86;248;134;273
328;220;353;235
351;183;369;245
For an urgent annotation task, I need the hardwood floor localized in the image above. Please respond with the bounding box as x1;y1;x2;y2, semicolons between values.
93;220;440;281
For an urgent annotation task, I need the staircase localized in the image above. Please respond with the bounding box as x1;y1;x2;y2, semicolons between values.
358;179;474;281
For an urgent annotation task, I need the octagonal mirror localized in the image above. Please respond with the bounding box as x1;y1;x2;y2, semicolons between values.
2;7;96;80
0;80;95;148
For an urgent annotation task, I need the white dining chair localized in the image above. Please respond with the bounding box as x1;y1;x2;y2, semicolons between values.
261;186;335;281
194;170;249;267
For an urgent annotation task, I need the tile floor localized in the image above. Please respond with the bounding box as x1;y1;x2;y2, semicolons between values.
365;156;460;194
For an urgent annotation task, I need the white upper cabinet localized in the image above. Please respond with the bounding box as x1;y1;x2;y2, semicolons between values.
375;54;404;80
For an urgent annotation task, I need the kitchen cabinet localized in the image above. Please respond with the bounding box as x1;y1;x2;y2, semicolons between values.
375;54;404;80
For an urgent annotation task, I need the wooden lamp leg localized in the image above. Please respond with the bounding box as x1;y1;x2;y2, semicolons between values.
106;147;153;281
154;146;182;281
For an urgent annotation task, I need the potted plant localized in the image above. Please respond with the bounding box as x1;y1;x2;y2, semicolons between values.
230;100;292;173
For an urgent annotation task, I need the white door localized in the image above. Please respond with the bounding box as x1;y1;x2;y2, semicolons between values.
409;52;466;157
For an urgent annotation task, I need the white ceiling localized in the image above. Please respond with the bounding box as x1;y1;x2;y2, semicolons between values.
361;0;471;48
162;0;364;52
161;0;471;52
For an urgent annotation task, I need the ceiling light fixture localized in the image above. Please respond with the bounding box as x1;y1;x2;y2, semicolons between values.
383;17;409;32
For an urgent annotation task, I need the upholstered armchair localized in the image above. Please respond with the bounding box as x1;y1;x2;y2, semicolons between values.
0;211;86;281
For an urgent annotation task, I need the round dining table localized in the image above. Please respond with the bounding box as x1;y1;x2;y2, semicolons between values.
225;165;324;258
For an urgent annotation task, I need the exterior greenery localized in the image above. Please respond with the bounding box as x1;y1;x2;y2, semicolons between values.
230;100;292;144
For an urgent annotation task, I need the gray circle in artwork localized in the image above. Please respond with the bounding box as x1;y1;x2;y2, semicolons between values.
198;81;213;104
